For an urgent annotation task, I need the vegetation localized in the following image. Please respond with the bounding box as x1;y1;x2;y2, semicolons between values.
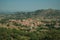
0;27;60;40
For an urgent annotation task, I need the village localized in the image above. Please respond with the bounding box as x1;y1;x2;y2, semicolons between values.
0;18;60;32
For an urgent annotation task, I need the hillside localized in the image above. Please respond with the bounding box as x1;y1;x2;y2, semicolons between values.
0;9;60;29
0;9;60;19
0;9;60;40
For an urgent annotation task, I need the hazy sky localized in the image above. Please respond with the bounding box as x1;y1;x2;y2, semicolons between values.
0;0;60;12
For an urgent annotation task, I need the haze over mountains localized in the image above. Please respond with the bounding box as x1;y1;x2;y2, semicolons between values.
0;9;60;20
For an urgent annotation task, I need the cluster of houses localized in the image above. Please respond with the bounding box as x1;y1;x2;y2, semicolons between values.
8;18;60;30
8;18;43;29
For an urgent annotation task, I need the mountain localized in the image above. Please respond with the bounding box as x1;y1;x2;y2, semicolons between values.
11;9;60;19
0;9;60;20
33;9;60;17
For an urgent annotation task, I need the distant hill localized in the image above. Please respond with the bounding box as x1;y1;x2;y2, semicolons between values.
0;9;60;19
12;9;60;19
34;9;60;17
